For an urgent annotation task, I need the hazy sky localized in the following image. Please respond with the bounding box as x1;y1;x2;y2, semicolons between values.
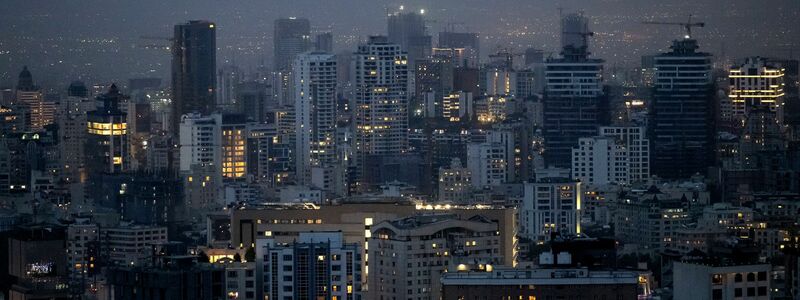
1;0;798;90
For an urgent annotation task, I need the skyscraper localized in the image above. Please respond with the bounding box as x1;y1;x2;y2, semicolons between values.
352;36;410;186
273;18;311;72
86;84;129;176
293;52;337;184
387;9;431;63
438;31;479;67
648;38;714;179
14;66;54;132
542;17;606;168
172;20;217;137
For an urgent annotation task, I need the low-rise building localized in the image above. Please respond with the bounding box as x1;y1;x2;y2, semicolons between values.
674;259;771;300
441;266;641;300
369;214;503;300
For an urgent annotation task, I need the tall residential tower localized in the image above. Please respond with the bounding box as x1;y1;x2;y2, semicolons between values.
171;20;217;137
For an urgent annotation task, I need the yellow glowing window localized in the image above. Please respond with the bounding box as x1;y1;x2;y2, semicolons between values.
113;157;122;165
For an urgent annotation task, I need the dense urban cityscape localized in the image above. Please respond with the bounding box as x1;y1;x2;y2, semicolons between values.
0;0;799;299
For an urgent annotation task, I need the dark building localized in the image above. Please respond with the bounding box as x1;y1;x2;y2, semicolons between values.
414;56;454;117
67;81;89;98
273;18;311;72
128;78;162;92
648;38;715;179
387;10;431;63
1;130;59;195
172;20;217;137
315;32;333;52
86;85;129;177
96;173;184;234
453;67;480;97
235;81;271;123
106;263;224;300
0;224;70;300
441;266;640;300
364;153;427;192
438;31;479;67
542;45;607;168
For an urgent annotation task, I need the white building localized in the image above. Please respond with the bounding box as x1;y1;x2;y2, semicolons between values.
520;178;581;242
674;260;770;300
179;113;222;172
467;130;514;188
256;231;361;300
294;52;337;184
103;225;168;266
599;126;650;183
571;136;628;185
369;214;503;300
352;36;409;168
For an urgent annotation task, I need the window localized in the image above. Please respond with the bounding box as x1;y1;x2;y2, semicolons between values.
758;286;767;296
757;272;767;281
711;274;723;285
747;287;755;297
734;288;742;297
712;289;722;300
747;273;756;282
735;273;742;282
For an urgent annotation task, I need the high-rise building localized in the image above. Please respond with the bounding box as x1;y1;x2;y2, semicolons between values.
14;66;54;132
352;36;410;185
315;32;334;52
220;114;248;180
179;113;222;173
648;38;714;179
172;20;217;137
520;177;581;242
178;113;247;180
438;31;479;67
217;65;243;112
59;81;94;184
729;57;785;124
86;85;129;176
294;52;337;184
467;130;514;188
274;18;311;72
256;232;361;300
415;55;454;116
542;25;606;168
236;81;272;123
387;9;431;63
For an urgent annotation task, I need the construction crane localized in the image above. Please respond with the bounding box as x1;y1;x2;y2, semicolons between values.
642;15;705;39
488;48;524;69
